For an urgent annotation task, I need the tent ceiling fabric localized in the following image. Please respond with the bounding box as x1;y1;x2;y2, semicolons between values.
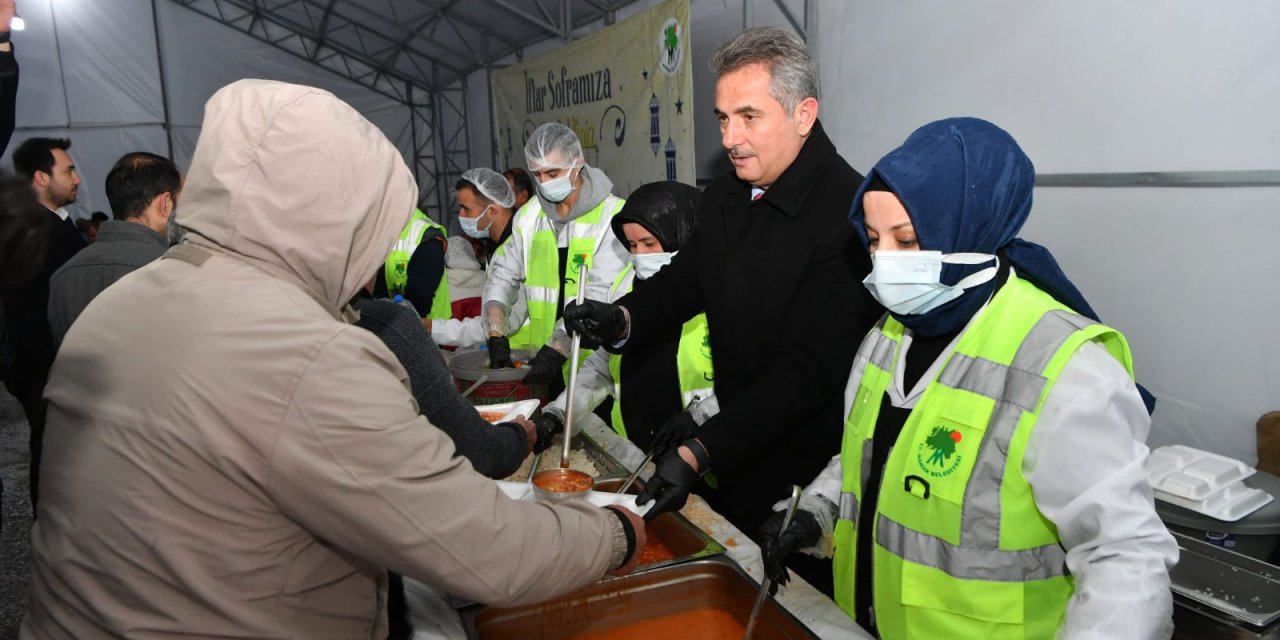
168;0;640;99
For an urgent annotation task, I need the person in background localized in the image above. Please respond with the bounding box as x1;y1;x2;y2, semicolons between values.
354;287;540;480
759;118;1176;639
74;218;93;243
458;168;516;266
483;123;629;392
0;172;45;288
504;166;534;212
563;27;879;594
48;152;182;347
0;169;47;532
0;0;17;157
24;79;645;638
84;210;108;242
373;206;450;328
0;7;22;524
351;276;551;640
432;167;527;348
5;136;85;513
539;181;717;460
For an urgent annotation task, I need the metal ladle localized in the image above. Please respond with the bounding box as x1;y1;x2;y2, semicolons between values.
559;261;588;470
616;449;656;495
532;261;593;502
525;449;543;487
743;485;802;640
460;374;489;399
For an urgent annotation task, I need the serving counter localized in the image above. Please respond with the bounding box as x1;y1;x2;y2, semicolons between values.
404;413;871;639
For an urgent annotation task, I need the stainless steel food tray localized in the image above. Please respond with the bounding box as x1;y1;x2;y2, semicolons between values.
1170;531;1280;634
593;477;726;575
460;556;818;639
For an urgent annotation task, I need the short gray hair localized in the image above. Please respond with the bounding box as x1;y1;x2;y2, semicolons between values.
709;26;819;115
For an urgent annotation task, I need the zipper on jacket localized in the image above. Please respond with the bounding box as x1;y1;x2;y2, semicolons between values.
369;575;384;640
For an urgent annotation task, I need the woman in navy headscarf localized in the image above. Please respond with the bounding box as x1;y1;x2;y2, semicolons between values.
759;118;1176;639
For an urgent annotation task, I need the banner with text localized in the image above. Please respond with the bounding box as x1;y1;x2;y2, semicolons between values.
492;0;694;197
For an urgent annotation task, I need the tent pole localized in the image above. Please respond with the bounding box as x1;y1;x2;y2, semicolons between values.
151;0;175;160
409;81;421;198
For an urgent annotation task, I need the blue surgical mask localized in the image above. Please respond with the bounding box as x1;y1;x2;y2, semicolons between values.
863;250;997;316
537;166;580;203
458;205;493;239
632;251;676;280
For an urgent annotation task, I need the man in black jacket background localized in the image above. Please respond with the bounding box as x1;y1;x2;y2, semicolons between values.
565;26;880;593
5;137;85;514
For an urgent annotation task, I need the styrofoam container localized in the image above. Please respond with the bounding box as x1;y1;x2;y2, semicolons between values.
473;399;541;424
1146;445;1256;501
495;480;652;517
1156;483;1274;522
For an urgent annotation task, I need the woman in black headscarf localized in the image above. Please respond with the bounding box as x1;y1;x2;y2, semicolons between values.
536;180;718;457
759;118;1176;640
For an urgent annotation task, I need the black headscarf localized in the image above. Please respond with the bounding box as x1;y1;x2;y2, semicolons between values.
610;181;700;252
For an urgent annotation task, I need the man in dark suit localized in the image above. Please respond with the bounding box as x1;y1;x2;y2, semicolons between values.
564;27;881;594
5;136;86;513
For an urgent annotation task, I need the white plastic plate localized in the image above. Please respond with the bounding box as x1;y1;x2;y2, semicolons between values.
495;480;652;517
1146;445;1256;501
473;399;541;424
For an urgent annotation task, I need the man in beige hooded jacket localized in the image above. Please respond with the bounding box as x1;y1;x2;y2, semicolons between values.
23;79;642;639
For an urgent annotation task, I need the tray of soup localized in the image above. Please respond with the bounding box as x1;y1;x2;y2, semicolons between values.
501;433;629;483
592;478;725;575
459;557;818;640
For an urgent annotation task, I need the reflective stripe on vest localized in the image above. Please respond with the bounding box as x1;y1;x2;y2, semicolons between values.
384;209;452;320
605;265;714;438
519;196;625;348
833;274;1135;637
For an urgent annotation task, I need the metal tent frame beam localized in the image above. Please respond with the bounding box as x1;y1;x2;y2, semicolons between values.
167;0;471;219
167;0;642;217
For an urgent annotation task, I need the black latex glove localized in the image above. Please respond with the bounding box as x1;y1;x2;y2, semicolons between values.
635;448;701;521
533;413;562;454
523;345;567;385
563;300;627;349
650;411;697;460
758;509;822;595
486;336;513;369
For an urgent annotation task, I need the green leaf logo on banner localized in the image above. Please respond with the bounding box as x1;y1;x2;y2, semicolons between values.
659;17;683;76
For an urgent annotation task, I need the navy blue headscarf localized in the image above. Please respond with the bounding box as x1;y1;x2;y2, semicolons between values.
849;117;1099;334
848;118;1155;412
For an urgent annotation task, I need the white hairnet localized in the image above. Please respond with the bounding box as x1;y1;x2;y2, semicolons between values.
524;122;584;171
460;167;516;208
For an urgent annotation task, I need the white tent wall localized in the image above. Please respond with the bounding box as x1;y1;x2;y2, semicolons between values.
818;1;1280;464
154;2;414;176
4;0;417;220
3;0;169;217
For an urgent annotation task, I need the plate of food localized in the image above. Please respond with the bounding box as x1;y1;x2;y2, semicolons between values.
474;399;541;424
495;480;651;516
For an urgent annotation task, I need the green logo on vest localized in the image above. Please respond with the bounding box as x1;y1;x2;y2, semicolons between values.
917;426;963;478
700;333;711;360
394;262;407;277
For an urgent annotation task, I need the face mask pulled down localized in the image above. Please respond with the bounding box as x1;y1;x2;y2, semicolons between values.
632;251;675;280
863;250;998;316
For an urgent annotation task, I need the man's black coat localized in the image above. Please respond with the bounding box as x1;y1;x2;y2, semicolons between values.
615;120;880;536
